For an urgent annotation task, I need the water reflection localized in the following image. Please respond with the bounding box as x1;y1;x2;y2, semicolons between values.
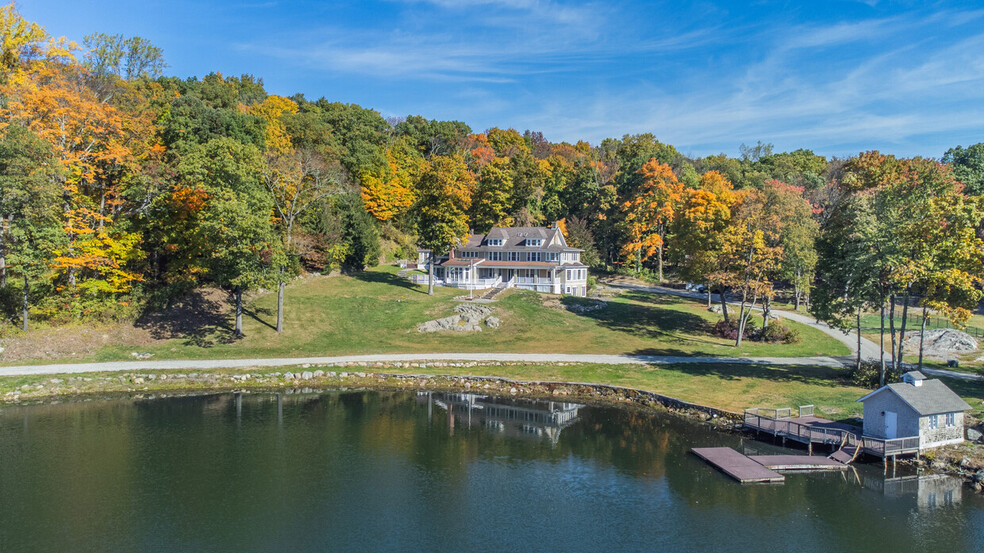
861;472;963;509
1;391;982;553
418;392;583;444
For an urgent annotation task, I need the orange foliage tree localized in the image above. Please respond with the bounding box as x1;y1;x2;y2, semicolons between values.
620;159;683;280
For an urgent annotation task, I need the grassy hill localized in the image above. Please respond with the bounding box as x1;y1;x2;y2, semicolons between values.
5;265;848;364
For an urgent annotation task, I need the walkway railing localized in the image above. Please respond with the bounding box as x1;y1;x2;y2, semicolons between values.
744;408;921;458
743;410;848;447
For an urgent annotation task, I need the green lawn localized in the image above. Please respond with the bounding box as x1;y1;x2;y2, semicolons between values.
9;266;849;365
6;361;984;419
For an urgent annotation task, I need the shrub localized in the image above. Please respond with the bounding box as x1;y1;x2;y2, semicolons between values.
848;361;903;388
761;320;800;344
714;318;757;340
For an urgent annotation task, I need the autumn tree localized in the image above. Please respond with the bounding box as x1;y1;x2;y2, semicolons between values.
413;155;474;295
620;159;682;280
360;141;419;223
670;171;736;314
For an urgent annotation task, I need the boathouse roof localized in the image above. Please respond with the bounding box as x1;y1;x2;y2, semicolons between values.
857;378;971;416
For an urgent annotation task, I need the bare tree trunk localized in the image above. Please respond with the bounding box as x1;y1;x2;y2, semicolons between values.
706;285;711;308
735;290;748;347
636;247;641;275
918;305;928;370
762;296;771;331
794;267;802;311
428;257;435;296
276;270;285;334
0;214;5;289
879;302;886;387
719;287;729;323
657;242;664;282
22;273;28;332
235;286;244;337
889;295;897;371
856;308;862;372
897;289;910;367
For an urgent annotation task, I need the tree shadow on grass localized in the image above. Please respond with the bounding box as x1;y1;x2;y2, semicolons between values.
652;361;851;387
351;270;429;294
243;305;277;332
562;295;717;346
135;289;236;347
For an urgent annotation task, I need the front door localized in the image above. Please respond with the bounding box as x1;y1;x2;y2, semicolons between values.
885;411;897;439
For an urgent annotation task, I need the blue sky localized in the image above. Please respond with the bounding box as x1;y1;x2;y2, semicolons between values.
19;0;984;158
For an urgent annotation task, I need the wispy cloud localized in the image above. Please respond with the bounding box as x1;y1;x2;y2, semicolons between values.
237;1;984;157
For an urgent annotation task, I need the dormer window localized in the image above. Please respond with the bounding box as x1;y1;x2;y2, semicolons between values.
488;239;503;247
526;239;543;247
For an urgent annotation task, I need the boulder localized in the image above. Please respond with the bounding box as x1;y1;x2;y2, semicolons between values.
968;428;983;442
485;316;501;329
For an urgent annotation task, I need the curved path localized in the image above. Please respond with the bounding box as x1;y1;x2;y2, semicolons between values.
601;281;981;381
600;280;885;361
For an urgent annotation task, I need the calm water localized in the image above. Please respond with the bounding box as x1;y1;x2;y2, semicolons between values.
1;391;982;552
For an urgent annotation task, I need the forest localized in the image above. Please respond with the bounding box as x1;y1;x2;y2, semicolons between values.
1;4;983;369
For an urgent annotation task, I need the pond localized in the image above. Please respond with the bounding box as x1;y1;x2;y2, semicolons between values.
1;390;982;552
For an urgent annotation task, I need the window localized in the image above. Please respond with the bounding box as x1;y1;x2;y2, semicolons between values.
508;251;521;261
526;239;543;247
460;251;479;259
546;252;558;262
488;239;503;247
946;413;955;427
487;251;502;261
528;252;542;262
929;415;939;429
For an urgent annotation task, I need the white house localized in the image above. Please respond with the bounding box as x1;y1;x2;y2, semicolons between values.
857;371;971;451
416;225;589;297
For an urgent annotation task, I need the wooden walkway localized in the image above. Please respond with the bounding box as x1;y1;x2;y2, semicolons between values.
692;448;785;483
743;407;920;459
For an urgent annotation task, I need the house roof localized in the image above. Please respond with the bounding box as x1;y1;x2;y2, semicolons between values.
460;226;583;253
857;379;971;415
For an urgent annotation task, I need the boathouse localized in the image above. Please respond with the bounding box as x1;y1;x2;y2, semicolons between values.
857;371;970;451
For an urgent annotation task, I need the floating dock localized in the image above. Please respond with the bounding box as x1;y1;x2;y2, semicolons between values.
691;447;785;483
692;447;850;483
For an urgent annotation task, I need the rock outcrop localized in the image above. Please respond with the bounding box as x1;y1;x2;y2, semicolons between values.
417;304;498;332
904;328;978;357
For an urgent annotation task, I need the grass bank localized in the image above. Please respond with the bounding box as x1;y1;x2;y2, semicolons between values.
2;266;849;366
6;359;984;419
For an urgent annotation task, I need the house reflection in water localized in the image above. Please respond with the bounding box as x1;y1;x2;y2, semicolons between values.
861;472;962;509
417;392;583;444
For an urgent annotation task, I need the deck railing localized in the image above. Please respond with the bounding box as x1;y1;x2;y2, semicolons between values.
744;407;791;420
860;436;920;457
744;408;921;458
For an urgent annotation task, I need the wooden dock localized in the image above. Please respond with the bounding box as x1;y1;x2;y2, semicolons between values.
692;447;785;483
